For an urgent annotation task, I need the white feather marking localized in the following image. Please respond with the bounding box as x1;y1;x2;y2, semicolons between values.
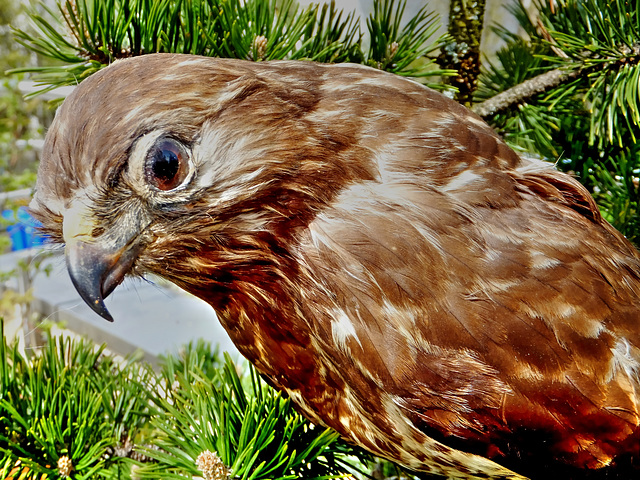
517;154;558;174
192;126;269;192
529;250;563;270
30;194;64;218
480;277;522;293
309;226;332;250
122;104;151;125
609;338;640;382
556;302;577;319
441;170;481;192
176;58;209;67
465;114;491;128
331;309;362;352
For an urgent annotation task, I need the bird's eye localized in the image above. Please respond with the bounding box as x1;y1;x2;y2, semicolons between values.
145;138;191;191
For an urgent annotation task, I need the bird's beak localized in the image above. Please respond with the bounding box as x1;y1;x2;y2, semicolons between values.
63;203;143;322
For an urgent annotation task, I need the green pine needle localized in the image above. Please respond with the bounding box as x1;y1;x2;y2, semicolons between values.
0;325;372;480
135;351;365;480
10;0;449;98
477;0;640;242
534;0;640;147
0;321;154;479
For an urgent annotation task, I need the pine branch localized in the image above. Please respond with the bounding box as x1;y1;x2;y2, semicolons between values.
472;66;581;118
11;0;449;96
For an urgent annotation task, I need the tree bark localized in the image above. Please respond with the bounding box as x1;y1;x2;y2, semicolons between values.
439;0;487;107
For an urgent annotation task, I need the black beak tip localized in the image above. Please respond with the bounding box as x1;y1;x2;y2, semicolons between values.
68;270;115;322
91;298;114;323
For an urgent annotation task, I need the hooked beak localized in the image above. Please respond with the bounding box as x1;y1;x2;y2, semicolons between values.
62;203;144;322
65;238;142;322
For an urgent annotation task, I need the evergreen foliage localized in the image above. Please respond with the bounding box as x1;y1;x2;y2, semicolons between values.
476;0;640;242
0;324;368;479
11;0;449;97
0;321;154;479
136;348;364;479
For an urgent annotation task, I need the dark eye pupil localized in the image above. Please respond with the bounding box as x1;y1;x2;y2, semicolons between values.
152;148;179;184
145;138;190;191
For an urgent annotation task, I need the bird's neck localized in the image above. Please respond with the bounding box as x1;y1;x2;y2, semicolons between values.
169;237;316;383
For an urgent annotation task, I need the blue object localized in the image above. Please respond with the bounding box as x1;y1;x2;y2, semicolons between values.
2;206;46;251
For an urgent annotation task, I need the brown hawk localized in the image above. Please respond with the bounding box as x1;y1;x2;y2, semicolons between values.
30;54;639;479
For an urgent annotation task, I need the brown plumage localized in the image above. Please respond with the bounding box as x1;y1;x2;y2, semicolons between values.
30;53;639;479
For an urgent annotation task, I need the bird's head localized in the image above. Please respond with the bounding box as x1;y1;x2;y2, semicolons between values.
30;54;377;321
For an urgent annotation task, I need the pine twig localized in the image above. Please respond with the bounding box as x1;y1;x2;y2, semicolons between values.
472;67;580;118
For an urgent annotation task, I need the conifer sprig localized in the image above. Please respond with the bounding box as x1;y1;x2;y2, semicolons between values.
0;321;154;479
135;349;366;480
11;0;449;98
0;325;369;480
476;0;640;242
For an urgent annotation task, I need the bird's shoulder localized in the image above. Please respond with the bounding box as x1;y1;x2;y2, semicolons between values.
292;163;640;462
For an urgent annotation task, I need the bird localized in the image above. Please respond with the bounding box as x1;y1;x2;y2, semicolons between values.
29;53;639;479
